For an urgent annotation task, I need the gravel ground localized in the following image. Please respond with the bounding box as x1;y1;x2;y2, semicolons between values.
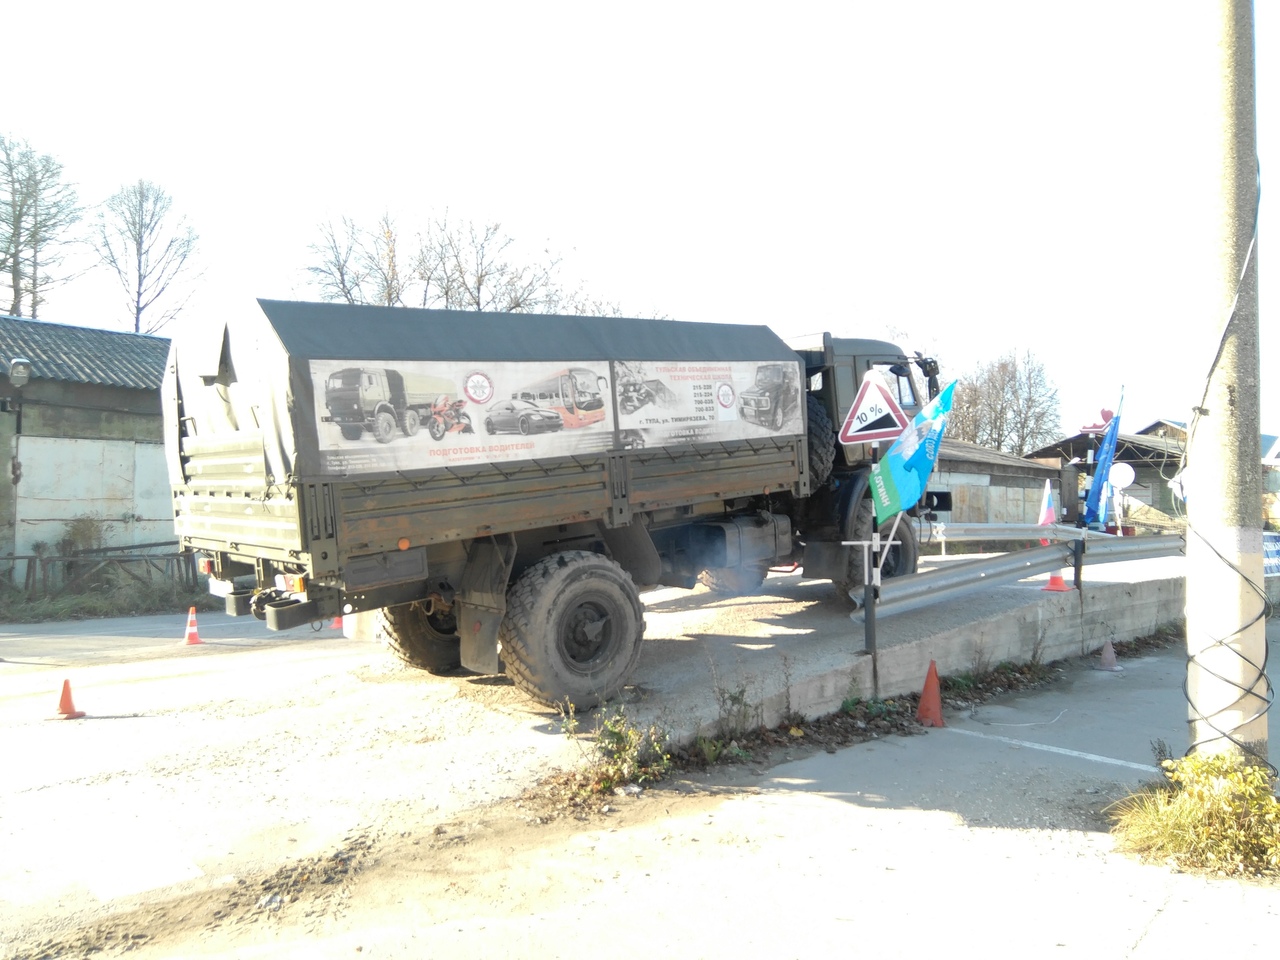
3;568;1271;959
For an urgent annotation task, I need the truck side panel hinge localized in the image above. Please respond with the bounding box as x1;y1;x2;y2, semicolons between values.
608;453;631;526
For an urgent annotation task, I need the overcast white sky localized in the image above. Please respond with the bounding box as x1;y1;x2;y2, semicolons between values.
7;1;1276;438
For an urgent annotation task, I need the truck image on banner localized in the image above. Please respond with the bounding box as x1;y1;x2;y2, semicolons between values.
312;359;616;474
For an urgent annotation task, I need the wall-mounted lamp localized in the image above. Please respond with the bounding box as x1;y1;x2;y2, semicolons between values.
8;357;31;389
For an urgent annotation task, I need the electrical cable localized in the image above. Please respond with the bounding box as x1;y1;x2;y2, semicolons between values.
1179;160;1274;773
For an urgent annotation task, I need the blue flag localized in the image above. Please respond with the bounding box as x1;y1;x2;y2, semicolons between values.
869;382;955;525
1083;399;1122;525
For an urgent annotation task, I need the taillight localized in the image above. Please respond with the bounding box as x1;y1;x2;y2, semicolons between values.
197;556;214;575
281;573;308;594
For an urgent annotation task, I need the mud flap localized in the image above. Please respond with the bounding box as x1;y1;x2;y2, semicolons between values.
455;534;517;674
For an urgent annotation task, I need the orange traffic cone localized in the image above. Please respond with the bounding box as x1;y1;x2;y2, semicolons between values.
1096;638;1123;672
1042;571;1072;592
916;660;944;728
51;679;85;720
181;606;203;646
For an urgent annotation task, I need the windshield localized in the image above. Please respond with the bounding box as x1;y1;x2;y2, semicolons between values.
328;370;362;389
754;365;786;386
569;369;604;410
873;362;919;409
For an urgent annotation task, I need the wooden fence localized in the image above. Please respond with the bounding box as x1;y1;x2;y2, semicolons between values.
3;541;198;598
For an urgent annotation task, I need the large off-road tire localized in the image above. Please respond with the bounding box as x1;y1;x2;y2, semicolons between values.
499;551;646;709
770;401;785;431
377;601;462;674
806;394;836;489
401;409;421;437
698;562;772;596
833;499;920;604
374;410;397;444
339;424;363;442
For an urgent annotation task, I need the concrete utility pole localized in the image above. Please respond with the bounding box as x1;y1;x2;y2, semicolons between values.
1185;0;1268;760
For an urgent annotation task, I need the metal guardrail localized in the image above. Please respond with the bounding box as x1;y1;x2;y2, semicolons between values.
925;522;1093;542
851;532;1186;621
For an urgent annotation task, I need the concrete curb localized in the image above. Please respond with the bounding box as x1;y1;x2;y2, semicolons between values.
676;576;1185;746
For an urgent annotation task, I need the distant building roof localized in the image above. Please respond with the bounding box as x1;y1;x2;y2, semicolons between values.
1134;419;1187;440
1027;430;1185;467
0;315;170;391
939;438;1058;477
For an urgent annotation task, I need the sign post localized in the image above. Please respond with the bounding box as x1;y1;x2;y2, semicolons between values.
838;371;908;698
858;381;958;693
864;442;881;694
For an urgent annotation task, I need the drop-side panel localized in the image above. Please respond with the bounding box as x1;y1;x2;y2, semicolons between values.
331;457;614;556
626;438;804;512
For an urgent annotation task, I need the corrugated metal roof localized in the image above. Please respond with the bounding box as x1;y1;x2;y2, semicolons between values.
0;315;170;390
1027;431;1186;465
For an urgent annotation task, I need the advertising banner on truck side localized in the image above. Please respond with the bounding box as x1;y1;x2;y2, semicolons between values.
308;358;803;475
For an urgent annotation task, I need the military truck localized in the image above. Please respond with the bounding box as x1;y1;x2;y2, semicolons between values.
166;300;942;707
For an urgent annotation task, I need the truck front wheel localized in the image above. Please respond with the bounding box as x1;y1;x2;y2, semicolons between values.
499;551;645;708
339;424;363;441
376;601;462;674
834;500;919;604
374;411;397;444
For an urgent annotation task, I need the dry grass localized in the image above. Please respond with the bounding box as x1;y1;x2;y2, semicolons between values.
1110;751;1280;876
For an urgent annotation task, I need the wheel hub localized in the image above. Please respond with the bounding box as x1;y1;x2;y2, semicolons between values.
562;603;611;665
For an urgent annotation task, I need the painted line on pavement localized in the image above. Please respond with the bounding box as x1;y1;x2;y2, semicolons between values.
946;726;1159;773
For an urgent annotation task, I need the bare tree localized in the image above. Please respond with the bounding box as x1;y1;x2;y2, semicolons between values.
0;136;81;318
948;351;1061;455
308;215;621;316
308;218;366;304
308;214;409;307
91;180;199;333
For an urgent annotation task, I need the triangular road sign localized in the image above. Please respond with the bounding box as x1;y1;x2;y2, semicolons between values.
839;370;909;443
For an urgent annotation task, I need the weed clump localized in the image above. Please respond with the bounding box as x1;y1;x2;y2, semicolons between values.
554;701;671;800
1110;751;1280;876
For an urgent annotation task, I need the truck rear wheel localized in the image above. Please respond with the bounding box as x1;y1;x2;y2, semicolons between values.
340;424;363;441
834;500;919;604
806;394;836;488
698;562;771;595
377;601;462;674
401;409;421;437
374;411;397;443
499;551;645;709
